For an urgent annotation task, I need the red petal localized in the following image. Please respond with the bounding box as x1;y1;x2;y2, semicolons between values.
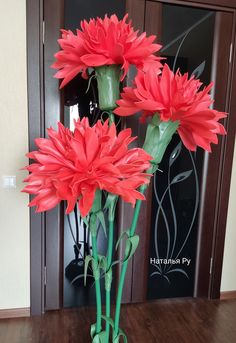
80;54;110;67
79;186;96;217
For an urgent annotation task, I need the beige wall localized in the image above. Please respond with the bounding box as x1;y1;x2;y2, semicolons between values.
0;1;30;309
221;141;236;292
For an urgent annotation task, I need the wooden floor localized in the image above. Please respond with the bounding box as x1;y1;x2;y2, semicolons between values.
0;298;236;342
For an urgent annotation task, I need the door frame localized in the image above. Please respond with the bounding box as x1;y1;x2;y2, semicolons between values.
27;0;45;316
27;0;236;315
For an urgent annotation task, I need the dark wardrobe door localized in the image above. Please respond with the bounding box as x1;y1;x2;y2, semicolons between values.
147;4;216;299
123;0;234;303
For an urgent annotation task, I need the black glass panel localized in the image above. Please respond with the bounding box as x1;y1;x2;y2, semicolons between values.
65;0;126;31
63;203;116;308
147;4;216;300
63;0;125;308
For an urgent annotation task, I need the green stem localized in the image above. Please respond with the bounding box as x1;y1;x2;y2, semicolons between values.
114;184;146;337
105;195;117;342
109;112;115;124
105;218;114;342
91;233;102;334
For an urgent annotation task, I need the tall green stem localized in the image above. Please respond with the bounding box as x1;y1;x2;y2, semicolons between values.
108;112;115;124
105;218;114;341
105;195;117;342
114;185;146;336
91;223;102;334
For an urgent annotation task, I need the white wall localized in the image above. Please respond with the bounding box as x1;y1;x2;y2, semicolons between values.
221;141;236;292
0;1;30;309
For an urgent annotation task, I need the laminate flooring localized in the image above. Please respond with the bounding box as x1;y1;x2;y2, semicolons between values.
0;298;236;343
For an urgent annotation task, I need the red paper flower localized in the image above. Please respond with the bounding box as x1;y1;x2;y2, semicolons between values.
22;118;152;217
114;64;226;152
52;14;162;88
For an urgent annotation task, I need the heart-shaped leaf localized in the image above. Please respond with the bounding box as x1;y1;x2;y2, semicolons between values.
115;230;130;251
124;235;140;262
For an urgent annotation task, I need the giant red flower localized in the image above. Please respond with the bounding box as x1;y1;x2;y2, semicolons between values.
114;64;226;152
22;118;152;217
52;14;162;88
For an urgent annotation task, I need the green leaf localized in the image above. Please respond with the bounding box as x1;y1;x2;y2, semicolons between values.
115;230;130;251
98;255;107;271
96;210;107;237
114;231;139;264
104;193;118;221
91;189;102;214
111;259;122;267
101;315;115;329
104;193;116;209
100;317;127;343
84;255;100;285
93;264;100;281
97;256;112;291
113;329;128;343
90;213;97;237
90;323;96;339
124;235;140;262
90;190;107;237
92;331;107;343
105;267;112;292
